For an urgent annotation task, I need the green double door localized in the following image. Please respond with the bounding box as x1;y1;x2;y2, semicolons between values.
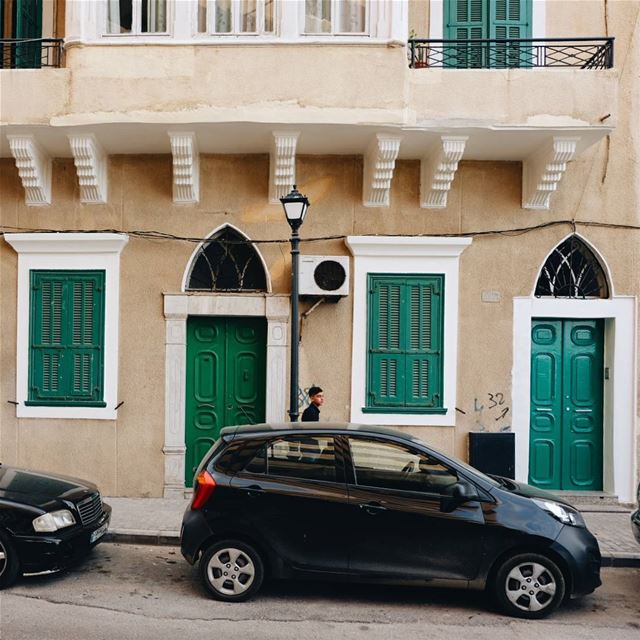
185;317;266;486
529;319;604;491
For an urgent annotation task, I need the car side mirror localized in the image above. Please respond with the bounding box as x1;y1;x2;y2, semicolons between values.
440;480;479;513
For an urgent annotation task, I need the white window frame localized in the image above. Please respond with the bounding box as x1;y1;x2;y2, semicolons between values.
302;0;370;36
103;0;172;37
346;236;471;427
198;0;276;36
4;234;129;421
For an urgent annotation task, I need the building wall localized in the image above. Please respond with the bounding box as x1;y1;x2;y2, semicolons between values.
0;0;638;497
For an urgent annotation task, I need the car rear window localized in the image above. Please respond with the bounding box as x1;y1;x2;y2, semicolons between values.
244;436;336;483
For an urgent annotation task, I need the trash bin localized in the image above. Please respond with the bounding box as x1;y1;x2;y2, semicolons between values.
468;432;515;479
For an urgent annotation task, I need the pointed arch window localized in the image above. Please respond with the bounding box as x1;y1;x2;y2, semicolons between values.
535;235;609;299
187;227;267;292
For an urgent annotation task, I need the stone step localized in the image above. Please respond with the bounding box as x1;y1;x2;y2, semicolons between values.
551;491;629;510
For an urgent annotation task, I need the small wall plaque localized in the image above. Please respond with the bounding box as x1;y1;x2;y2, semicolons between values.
481;290;502;303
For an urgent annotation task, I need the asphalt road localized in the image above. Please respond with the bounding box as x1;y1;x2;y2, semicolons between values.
1;543;639;640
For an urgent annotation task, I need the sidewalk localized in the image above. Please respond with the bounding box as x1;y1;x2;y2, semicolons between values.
103;496;640;568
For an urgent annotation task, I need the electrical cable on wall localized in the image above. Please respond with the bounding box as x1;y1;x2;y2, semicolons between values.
1;219;638;247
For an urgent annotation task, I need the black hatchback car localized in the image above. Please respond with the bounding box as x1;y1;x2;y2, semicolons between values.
181;423;601;619
0;464;111;588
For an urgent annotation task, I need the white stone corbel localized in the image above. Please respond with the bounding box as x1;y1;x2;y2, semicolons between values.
168;132;199;204
269;131;300;203
68;134;108;204
363;133;402;207
420;136;468;209
522;136;580;210
7;135;52;206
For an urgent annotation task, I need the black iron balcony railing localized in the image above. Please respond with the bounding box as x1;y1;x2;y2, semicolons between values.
408;37;614;70
1;38;64;69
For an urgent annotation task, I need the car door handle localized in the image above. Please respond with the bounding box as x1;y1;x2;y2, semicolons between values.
359;501;387;515
246;485;265;498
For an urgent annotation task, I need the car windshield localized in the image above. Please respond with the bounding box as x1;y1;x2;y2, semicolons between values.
408;434;501;488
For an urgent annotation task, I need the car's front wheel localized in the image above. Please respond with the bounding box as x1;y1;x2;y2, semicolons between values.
200;540;264;602
0;530;20;589
493;553;566;619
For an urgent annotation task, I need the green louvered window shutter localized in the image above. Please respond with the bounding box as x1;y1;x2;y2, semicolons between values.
491;0;532;67
28;270;106;406
444;0;486;68
366;275;445;414
444;0;532;68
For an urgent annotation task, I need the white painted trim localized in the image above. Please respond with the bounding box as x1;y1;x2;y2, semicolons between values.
346;236;472;427
532;0;546;39
429;0;545;39
269;131;300;203
362;133;402;207
7;135;52;206
420;135;467;209
180;224;272;294
68;133;109;204
162;293;289;497
522;137;579;210
512;296;637;504
3;233;129;420
168;131;200;204
429;0;444;40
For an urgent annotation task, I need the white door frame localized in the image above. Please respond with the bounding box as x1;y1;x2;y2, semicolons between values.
512;296;637;503
162;293;289;497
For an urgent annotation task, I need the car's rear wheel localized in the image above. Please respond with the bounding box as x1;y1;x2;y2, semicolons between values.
200;540;264;602
0;530;20;589
493;553;565;619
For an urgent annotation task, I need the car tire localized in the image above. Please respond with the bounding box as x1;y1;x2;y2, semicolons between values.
0;530;20;589
199;540;264;602
493;552;566;619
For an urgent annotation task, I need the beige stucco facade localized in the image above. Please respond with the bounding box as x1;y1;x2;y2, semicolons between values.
0;0;638;501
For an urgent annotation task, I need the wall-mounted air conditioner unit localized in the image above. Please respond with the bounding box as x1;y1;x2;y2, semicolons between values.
299;256;350;300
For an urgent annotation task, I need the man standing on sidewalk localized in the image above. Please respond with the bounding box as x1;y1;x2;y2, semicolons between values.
301;386;324;422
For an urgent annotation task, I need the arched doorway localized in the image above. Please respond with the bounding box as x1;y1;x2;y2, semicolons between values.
512;234;636;502
162;226;289;497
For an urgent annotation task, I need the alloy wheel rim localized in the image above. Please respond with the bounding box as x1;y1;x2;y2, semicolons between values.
0;540;7;577
206;547;255;596
504;561;557;613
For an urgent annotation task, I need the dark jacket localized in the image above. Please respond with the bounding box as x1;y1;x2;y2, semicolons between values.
301;403;320;422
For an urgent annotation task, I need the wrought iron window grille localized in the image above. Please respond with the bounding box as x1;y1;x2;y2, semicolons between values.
0;38;64;69
535;236;609;299
187;228;267;292
408;37;614;70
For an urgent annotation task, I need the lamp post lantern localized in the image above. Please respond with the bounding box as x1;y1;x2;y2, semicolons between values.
280;185;310;422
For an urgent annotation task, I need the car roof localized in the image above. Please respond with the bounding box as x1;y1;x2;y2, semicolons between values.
220;422;418;443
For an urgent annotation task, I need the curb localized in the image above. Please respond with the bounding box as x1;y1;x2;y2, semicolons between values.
103;530;640;567
105;530;180;546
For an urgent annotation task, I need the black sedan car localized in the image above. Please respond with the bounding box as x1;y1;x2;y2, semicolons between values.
632;481;640;545
181;423;601;619
0;464;111;588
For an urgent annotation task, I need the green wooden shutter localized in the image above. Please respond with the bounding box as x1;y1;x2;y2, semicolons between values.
28;270;106;406
405;279;443;408
444;0;486;68
15;0;43;69
368;280;405;407
366;275;445;413
491;0;532;67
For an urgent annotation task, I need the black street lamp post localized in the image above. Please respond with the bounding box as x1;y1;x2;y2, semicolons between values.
280;185;310;422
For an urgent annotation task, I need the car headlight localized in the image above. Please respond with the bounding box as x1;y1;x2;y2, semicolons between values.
32;509;76;533
532;499;585;527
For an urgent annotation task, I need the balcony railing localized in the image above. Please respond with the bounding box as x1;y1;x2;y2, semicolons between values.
408;38;614;70
1;38;64;69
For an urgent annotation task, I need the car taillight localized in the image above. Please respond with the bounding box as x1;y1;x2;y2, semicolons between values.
191;470;216;510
